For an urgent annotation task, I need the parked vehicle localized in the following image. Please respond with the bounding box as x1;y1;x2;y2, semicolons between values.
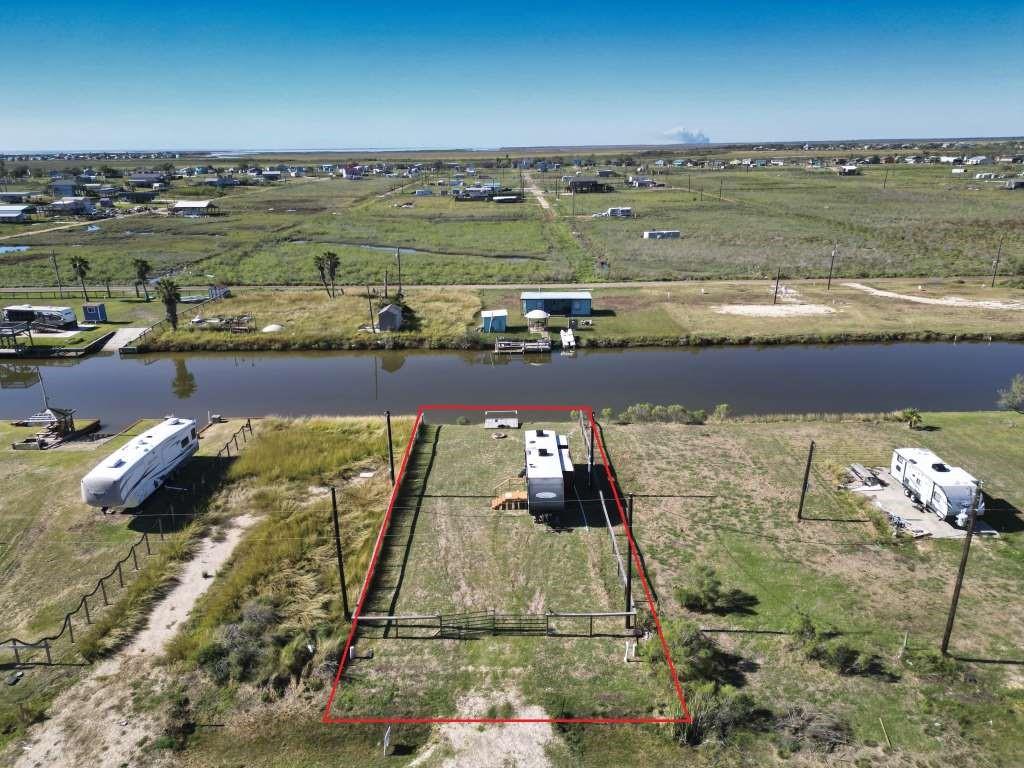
81;417;199;510
890;448;983;524
3;304;77;328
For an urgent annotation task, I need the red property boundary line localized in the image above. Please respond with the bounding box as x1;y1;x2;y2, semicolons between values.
322;404;691;725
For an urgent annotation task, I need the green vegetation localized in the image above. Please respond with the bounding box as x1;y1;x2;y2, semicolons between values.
998;373;1024;412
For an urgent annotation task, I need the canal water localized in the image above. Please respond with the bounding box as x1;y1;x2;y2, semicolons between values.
0;343;1020;430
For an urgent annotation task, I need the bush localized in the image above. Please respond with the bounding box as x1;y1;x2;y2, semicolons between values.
773;706;852;753
196;599;278;684
998;373;1024;412
677;681;768;746
616;402;707;425
677;566;758;615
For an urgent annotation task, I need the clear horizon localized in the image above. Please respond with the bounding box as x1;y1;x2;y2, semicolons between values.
3;1;1022;153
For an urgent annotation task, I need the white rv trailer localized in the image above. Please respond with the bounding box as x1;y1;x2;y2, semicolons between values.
81;417;199;510
890;448;983;524
524;429;573;515
3;304;77;328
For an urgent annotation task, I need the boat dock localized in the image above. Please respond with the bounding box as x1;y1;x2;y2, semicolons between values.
494;337;552;354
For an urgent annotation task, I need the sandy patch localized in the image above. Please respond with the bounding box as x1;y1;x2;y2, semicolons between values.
843;282;1024;310
409;691;555;768
714;303;836;317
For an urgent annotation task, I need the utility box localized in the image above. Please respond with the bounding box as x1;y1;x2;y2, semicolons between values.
82;303;107;322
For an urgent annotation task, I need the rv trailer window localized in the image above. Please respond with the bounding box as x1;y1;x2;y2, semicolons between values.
180;437;189;448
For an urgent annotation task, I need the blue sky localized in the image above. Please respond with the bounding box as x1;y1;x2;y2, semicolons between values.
3;1;1022;151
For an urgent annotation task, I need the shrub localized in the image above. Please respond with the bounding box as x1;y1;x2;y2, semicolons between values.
677;566;758;615
998;373;1024;412
676;681;768;746
616;402;707;425
773;706;852;753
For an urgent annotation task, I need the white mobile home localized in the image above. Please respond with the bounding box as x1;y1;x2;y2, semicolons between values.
81;417;199;510
890;448;983;525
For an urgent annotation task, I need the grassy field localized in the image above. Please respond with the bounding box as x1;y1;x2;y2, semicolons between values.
2;162;1021;288
4;412;1021;765
0;417;247;748
136;277;1024;352
129;411;1024;767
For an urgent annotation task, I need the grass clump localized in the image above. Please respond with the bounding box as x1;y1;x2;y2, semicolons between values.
677;566;759;615
790;610;896;681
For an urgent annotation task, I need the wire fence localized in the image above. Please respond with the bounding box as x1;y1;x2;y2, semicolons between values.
0;418;256;667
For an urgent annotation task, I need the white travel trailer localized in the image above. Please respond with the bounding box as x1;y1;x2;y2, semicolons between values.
890;448;983;524
3;304;77;328
524;429;574;515
81;417;199;510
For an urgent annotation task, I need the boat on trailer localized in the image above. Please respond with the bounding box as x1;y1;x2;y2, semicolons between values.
81;417;199;510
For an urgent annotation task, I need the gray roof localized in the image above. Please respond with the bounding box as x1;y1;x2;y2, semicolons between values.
520;291;592;301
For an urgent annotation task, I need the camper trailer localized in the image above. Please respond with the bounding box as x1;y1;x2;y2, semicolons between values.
81;417;199;510
3;304;77;329
890;448;983;524
524;429;573;515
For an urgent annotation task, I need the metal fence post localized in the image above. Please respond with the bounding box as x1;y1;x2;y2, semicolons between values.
67;615;75;644
44;640;51;665
131;547;139;570
12;641;19;665
100;580;109;606
117;561;124;587
143;532;151;555
83;596;91;624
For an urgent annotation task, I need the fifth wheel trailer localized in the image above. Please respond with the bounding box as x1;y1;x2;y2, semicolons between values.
81;417;199;510
890;448;983;525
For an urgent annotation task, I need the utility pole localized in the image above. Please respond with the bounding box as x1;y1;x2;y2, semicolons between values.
772;268;782;305
330;487;351;620
827;241;838;291
797;440;815;520
366;284;376;333
625;493;634;630
385;410;396;485
50;251;63;298
719;178;724;201
395;248;402;296
991;233;1005;288
882;168;889;190
384;269;389;298
941;481;983;655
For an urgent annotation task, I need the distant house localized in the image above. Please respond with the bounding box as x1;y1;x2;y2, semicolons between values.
172;200;219;216
260;170;282;181
377;303;403;331
0;191;34;204
0;204;36;223
320;164;336;174
49;179;81;197
520;291;592;317
642;229;681;239
965;155;990;166
837;165;861;176
596;169;616;177
565;177;613;193
47;197;94;215
127;172;169;187
1006;179;1024;191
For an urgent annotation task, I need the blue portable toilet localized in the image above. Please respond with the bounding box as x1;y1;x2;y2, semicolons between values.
82;303;107;322
480;309;508;333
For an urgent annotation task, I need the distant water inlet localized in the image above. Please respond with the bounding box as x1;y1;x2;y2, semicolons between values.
1;343;1021;431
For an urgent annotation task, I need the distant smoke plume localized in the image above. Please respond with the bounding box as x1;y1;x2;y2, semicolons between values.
662;127;710;144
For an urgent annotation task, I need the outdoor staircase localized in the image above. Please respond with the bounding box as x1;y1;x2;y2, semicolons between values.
491;476;528;511
360;424;440;627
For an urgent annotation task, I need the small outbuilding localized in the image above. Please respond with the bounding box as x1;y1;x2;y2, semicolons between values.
565;177;614;193
480;309;508;333
377;303;403;331
524;309;550;333
520;291;592;317
0;204;36;223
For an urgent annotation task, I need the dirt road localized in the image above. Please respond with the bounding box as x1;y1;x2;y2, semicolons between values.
843;281;1024;310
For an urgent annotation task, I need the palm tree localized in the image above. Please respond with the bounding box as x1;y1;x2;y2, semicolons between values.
69;256;90;301
325;251;342;297
132;258;152;301
313;253;331;298
901;407;922;430
155;278;181;331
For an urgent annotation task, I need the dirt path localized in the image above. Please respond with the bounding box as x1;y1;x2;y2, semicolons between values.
843;281;1024;310
0;213;149;241
523;173;553;216
12;514;257;768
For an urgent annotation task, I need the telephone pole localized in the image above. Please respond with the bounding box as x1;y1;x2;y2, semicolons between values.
941;481;983;655
827;242;838;291
772;268;782;304
50;251;64;298
330;487;351;620
991;233;1005;288
366;284;376;333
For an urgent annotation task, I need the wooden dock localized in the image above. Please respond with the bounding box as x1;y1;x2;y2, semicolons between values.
494;338;552;354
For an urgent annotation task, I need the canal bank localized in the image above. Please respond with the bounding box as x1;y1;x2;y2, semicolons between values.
2;343;1020;431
